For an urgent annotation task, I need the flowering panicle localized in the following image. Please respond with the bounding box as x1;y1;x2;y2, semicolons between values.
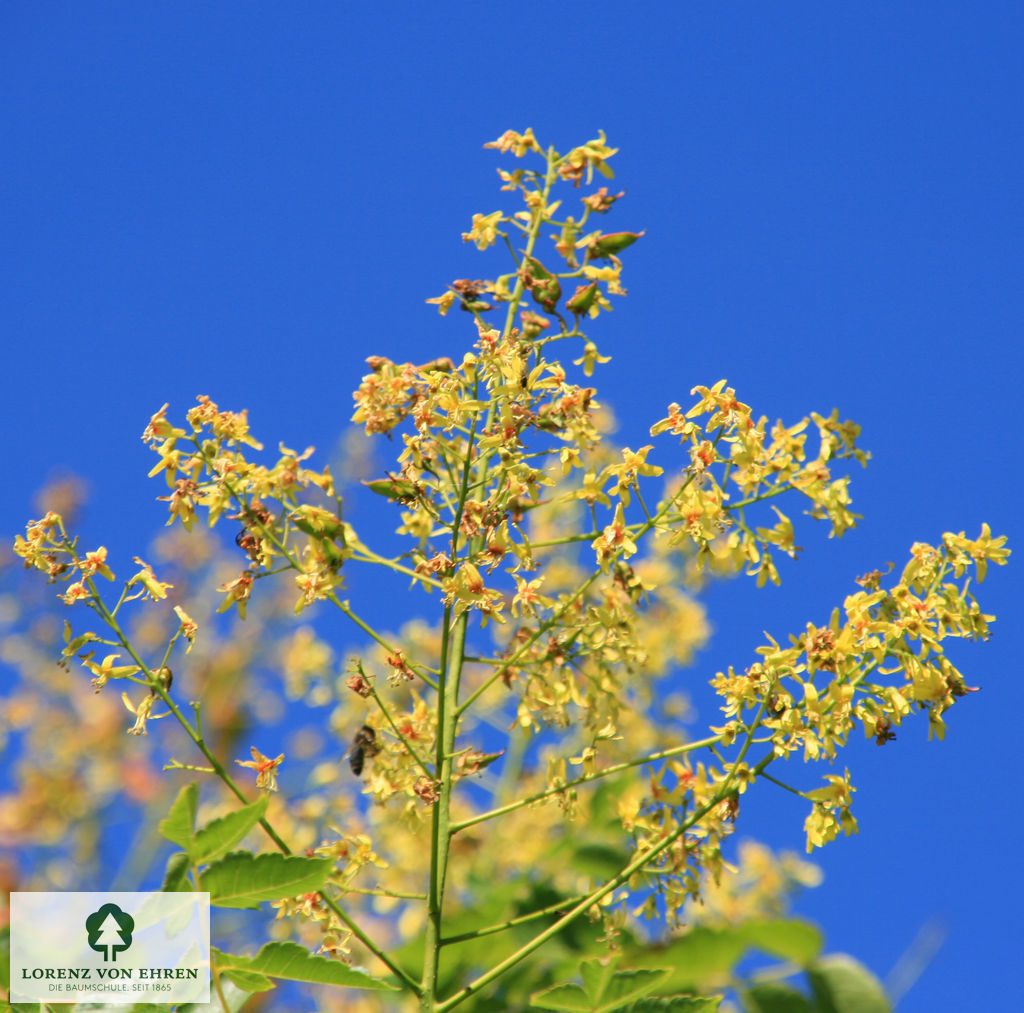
9;130;1010;988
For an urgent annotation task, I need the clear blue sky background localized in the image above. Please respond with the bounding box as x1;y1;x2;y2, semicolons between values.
2;4;1021;1010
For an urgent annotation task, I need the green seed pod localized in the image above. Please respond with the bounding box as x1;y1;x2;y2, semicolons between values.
567;281;600;315
587;230;645;259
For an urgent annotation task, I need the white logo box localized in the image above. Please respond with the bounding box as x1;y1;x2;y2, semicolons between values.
10;891;210;1004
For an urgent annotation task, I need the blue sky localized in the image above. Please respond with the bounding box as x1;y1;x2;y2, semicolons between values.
2;3;1021;1009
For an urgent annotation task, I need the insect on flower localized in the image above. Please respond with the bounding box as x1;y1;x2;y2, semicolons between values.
349;724;380;777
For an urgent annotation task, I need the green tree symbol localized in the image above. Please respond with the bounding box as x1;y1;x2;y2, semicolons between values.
85;903;134;962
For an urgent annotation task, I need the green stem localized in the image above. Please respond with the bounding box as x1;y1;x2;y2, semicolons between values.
421;605;464;1010
349;550;444;590
440;896;581;946
417;155;561;999
633;484;655;524
450;733;724;834
726;484;791;511
758;769;812;799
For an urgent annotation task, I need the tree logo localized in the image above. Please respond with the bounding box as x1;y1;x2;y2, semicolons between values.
85;903;135;962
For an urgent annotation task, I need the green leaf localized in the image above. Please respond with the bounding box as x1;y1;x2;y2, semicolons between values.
621;998;721;1012
158;782;198;849
219;967;275;992
161;850;192;892
625;926;748;991
533;983;609;1012
807;955;891;1013
202;851;331;908
581;958;621;1004
191;794;268;864
737;919;824;966
213;941;399;990
533;959;670;1012
590;968;673;1010
622;921;820;998
742;981;816;1013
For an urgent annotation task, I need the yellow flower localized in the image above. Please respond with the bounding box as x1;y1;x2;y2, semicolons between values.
943;523;1010;582
580;264;619;282
573;341;612;377
803;770;858;851
650;402;700;441
575;471;612;508
687;380;753;431
141;403;185;443
604;445;663;505
83;653;141;692
461;211;503;251
122;692;156;736
128;557;173;601
58;581;91;606
236;746;285;792
173;605;199;653
217;571;254;618
186;395;264;449
559;131;619;186
425;291;457;315
803;805;838;852
80;546;115;581
592;504;638;566
483;128;542;157
147;440;183;488
441;562;506;624
294;567;343;614
511;575;553;618
805;770;855;809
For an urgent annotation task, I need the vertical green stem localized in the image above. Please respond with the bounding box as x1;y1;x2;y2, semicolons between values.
422;605;467;1009
421;145;559;1010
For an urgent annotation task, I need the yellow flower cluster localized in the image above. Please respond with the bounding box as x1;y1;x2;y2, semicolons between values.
647;383;869;586
139;395;341;617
